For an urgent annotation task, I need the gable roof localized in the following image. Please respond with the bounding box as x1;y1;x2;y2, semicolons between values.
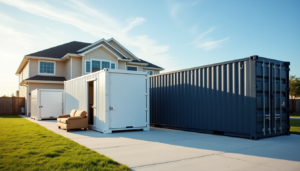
27;41;90;59
17;38;164;74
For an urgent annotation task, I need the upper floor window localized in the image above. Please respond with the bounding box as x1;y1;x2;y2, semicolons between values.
102;61;110;69
127;66;138;71
149;71;154;75
92;60;101;72
39;61;55;75
85;61;91;73
111;63;116;69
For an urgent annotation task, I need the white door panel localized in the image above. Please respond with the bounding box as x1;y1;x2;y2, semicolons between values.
40;91;63;118
110;74;146;128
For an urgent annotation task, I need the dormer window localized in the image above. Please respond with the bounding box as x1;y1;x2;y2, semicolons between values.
38;61;55;75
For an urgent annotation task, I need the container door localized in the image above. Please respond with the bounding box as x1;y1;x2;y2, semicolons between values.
40;91;63;118
110;74;147;129
257;61;289;135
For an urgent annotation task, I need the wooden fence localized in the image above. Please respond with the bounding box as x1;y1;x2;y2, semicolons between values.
0;97;25;115
290;99;300;113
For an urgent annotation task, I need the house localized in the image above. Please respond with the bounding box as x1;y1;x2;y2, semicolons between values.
16;38;164;116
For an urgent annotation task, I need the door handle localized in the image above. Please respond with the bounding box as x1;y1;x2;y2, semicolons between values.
39;106;43;108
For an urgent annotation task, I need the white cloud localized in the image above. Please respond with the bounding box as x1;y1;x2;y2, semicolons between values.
0;0;172;69
190;27;229;51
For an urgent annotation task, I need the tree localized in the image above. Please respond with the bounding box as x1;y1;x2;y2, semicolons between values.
289;75;300;99
1;95;9;97
11;93;15;97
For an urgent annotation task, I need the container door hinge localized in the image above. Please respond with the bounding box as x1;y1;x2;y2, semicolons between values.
286;88;290;91
265;114;270;120
275;114;280;119
285;68;290;71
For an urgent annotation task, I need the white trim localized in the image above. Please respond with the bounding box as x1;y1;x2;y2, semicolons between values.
77;38;105;52
85;60;91;73
28;59;30;77
107;38;141;61
126;65;138;71
118;59;132;62
70;57;73;79
77;38;130;59
127;62;148;66
38;60;56;75
82;57;84;75
111;62;116;69
80;44;122;60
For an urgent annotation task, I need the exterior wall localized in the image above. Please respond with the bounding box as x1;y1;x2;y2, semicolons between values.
108;40;136;60
29;59;65;77
72;57;82;79
65;59;71;80
118;61;126;70
27;83;64;115
83;46;118;75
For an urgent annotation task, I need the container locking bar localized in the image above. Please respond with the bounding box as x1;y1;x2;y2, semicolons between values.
274;63;277;133
279;64;282;132
262;61;266;135
268;62;271;134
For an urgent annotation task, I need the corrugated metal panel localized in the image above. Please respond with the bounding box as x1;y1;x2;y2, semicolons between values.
150;56;290;139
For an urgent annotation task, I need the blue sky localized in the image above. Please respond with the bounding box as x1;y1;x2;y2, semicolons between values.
0;0;299;96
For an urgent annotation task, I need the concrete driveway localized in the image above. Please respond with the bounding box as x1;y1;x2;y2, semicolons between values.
23;116;300;171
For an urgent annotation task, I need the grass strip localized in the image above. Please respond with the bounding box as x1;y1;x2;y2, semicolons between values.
290;119;300;135
0;115;130;171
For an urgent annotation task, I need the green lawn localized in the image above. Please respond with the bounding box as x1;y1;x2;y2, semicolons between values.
290;113;300;117
0;115;130;171
290;119;300;135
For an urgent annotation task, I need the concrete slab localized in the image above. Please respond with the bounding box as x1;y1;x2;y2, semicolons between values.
21;116;300;171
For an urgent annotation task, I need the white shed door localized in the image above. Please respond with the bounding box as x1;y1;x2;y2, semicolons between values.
110;74;147;129
40;91;63;118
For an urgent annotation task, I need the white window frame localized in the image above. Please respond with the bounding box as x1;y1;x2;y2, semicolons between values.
85;60;91;73
90;59;101;73
111;62;116;69
127;65;138;71
38;60;56;75
101;60;111;70
148;70;154;75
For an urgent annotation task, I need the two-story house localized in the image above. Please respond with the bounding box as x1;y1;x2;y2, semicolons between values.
16;38;164;116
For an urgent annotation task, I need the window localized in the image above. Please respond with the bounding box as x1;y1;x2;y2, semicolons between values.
111;63;116;69
39;61;55;75
92;60;101;72
127;66;138;71
85;61;91;73
149;71;154;75
101;61;110;69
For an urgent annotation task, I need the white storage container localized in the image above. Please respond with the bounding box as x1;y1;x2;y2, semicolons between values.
31;89;64;120
64;69;150;133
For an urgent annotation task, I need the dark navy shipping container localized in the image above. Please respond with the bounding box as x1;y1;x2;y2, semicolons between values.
150;56;290;139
